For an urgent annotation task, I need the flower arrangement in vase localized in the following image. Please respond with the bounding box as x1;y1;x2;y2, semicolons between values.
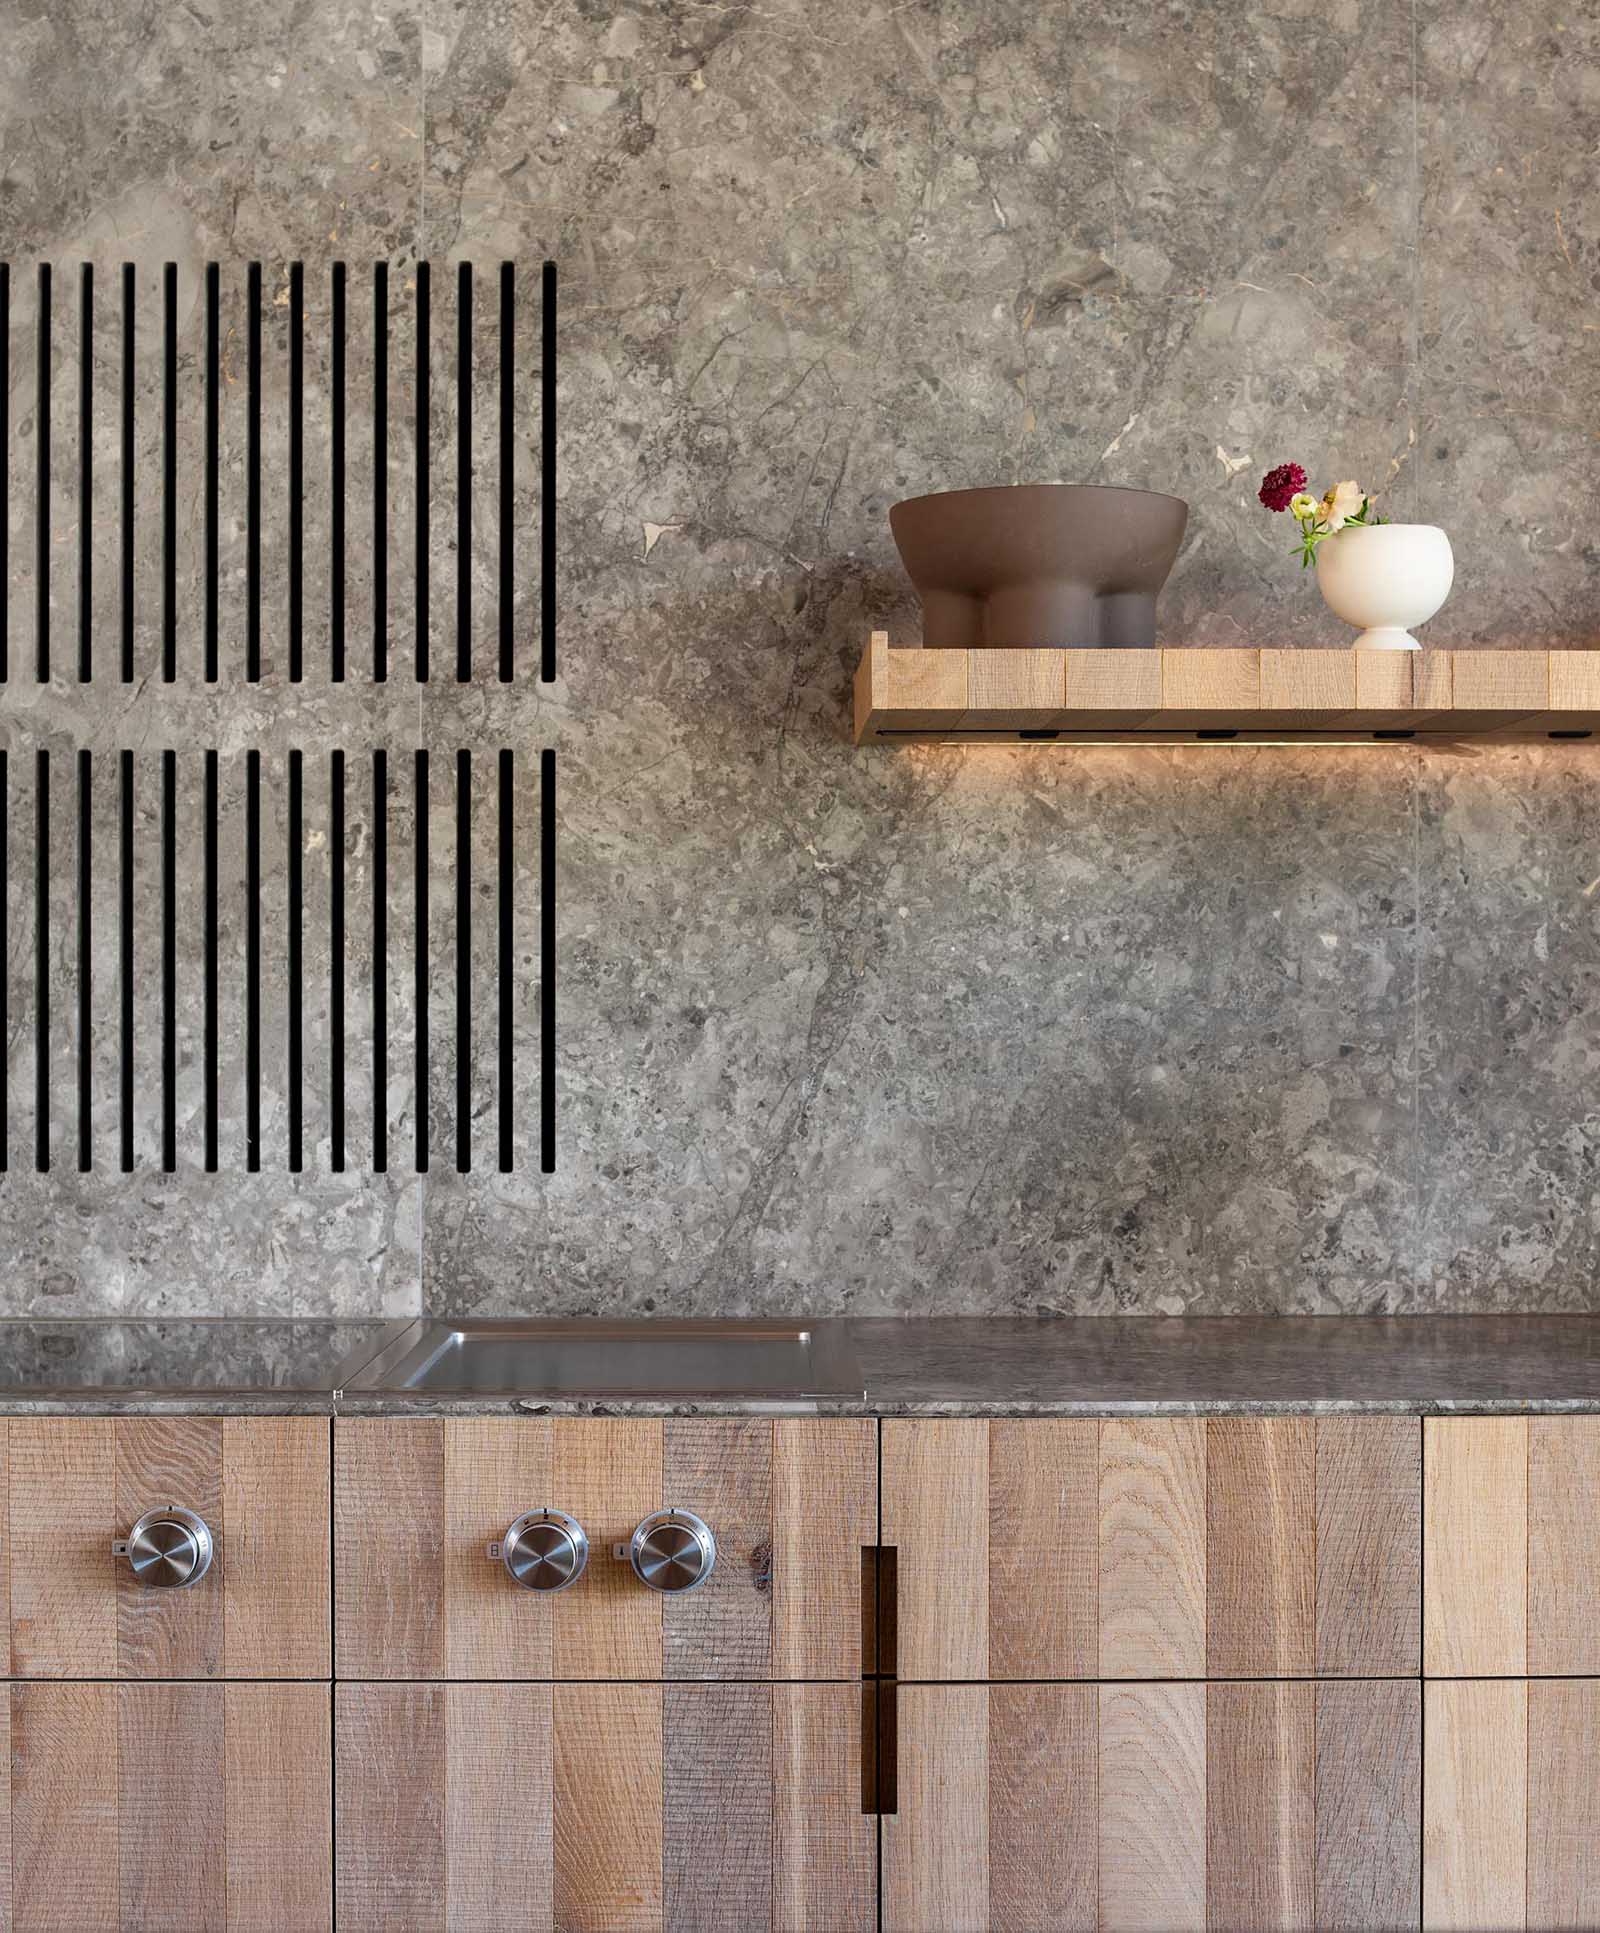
1259;461;1453;651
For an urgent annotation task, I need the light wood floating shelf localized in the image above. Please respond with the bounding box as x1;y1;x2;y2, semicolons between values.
853;632;1600;744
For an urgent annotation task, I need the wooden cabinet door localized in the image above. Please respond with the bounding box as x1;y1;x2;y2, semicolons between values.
334;1416;874;1679
883;1680;1420;1933
882;1416;1419;1679
2;1418;330;1677
0;1681;331;1931
1424;1679;1600;1930
1425;1417;1600;1674
335;1681;875;1932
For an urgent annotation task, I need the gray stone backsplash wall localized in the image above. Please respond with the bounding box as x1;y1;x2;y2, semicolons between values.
0;0;1595;1318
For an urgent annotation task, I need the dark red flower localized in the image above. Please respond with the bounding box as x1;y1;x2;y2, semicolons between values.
1258;462;1308;512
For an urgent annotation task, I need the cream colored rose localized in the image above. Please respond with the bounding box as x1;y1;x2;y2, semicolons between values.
1321;479;1366;532
1288;491;1320;521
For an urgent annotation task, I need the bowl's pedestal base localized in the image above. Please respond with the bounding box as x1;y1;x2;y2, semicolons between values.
1351;625;1421;651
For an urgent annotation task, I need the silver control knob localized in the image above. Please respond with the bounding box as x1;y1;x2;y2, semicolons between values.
622;1509;716;1593
112;1507;215;1590
486;1510;589;1592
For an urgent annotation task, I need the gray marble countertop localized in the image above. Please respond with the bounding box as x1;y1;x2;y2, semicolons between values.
0;1315;1599;1415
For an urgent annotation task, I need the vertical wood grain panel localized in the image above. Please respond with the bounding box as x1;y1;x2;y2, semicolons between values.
115;1417;224;1677
1528;1679;1600;1928
334;1421;444;1677
1207;1418;1314;1676
334;1684;446;1933
664;1683;771;1931
11;1682;118;1933
0;1682;9;1928
552;1419;662;1680
1097;1683;1205;1933
118;1682;225;1932
554;1682;663;1932
1424;1418;1528;1675
663;1420;772;1680
446;1682;552;1933
883;1421;987;1680
1315;1681;1421;1931
223;1417;330;1677
773;1684;874;1933
772;1420;874;1680
883;1685;988;1933
1424;1679;1527;1931
1529;1417;1600;1674
990;1684;1096;1931
443;1417;553;1679
989;1420;1096;1679
225;1683;331;1932
9;1420;116;1677
1316;1416;1420;1675
1098;1418;1206;1678
1206;1680;1315;1932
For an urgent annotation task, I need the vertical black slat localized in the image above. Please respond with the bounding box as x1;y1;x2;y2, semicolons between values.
373;262;388;683
415;747;428;1171
246;260;261;682
330;263;346;683
34;749;48;1169
204;263;219;683
497;747;512;1172
36;261;49;684
245;747;260;1170
456;261;471;683
540;258;556;684
203;749;218;1173
540;746;555;1172
0;751;7;1169
288;261;303;684
161;748;175;1171
287;748;303;1171
76;748;90;1169
415;259;429;683
120;263;133;683
0;261;9;683
456;748;470;1172
78;264;91;683
162;261;176;683
498;262;512;683
330;749;345;1171
119;750;132;1171
372;749;387;1170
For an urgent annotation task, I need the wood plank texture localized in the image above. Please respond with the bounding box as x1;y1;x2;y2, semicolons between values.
552;1417;663;1679
115;1417;224;1679
442;1416;554;1679
9;1419;116;1676
225;1683;332;1932
989;1684;1096;1932
961;647;1067;726
1424;1679;1527;1931
664;1684;772;1931
1316;1415;1419;1674
334;1419;445;1677
554;1682;664;1932
989;1419;1096;1679
335;1685;447;1933
1098;1417;1206;1678
222;1417;330;1677
445;1682;552;1933
1207;1680;1315;1932
1259;648;1357;721
118;1682;225;1932
1424;1416;1528;1675
663;1419;772;1679
1097;1683;1206;1933
1064;648;1161;720
1162;646;1260;714
772;1419;874;1679
772;1684;875;1933
1207;1417;1315;1676
10;1682;119;1933
1315;1680;1421;1932
883;1419;988;1679
1529;1415;1600;1674
1528;1678;1600;1929
883;1685;988;1933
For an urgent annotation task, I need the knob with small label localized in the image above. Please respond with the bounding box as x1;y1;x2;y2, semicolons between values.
625;1509;716;1593
487;1510;589;1592
112;1507;215;1590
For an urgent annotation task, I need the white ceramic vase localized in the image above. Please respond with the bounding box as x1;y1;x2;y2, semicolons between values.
1314;523;1454;651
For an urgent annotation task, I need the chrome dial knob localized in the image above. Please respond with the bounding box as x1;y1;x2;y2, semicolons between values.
625;1509;716;1593
487;1510;589;1592
112;1507;215;1590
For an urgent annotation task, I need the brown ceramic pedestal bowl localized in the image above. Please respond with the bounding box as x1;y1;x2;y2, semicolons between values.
889;483;1189;647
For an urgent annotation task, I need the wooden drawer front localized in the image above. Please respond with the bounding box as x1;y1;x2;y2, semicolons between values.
882;1417;1419;1679
884;1679;1419;1932
1424;1416;1600;1674
1424;1679;1600;1930
335;1681;875;1933
2;1681;331;1931
4;1418;330;1678
334;1416;874;1679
